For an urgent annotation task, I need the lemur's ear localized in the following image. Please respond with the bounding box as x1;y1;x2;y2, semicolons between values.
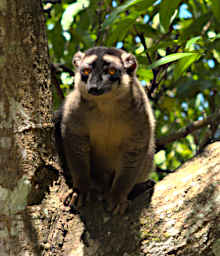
72;51;85;68
121;52;137;74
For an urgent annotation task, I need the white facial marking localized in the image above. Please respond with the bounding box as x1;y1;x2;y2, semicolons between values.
102;54;122;66
83;54;98;65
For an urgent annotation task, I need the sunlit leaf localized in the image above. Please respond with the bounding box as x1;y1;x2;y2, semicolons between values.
159;0;181;32
61;0;89;30
185;36;201;50
213;49;220;63
155;150;166;165
102;0;156;28
137;68;153;80
147;53;199;69
173;53;201;81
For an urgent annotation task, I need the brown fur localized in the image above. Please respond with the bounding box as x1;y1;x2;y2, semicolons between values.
54;47;155;214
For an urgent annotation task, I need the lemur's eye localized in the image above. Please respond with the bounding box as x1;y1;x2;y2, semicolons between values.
108;67;116;76
82;68;92;76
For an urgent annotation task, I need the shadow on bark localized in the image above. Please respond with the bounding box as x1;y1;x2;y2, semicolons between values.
62;181;155;256
22;165;59;256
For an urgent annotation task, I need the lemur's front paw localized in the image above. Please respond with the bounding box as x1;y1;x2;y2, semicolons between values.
60;189;89;208
105;195;129;215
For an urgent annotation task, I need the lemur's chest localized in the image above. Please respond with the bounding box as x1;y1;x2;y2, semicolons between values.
87;105;132;165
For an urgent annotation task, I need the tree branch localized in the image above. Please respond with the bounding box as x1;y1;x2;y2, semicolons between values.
137;33;159;100
51;64;65;99
53;63;75;77
40;142;220;255
138;33;153;65
156;109;220;150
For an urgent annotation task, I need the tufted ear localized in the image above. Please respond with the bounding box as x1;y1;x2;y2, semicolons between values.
121;52;137;74
72;51;85;68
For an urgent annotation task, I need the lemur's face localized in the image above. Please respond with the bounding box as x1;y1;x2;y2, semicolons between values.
79;52;122;96
73;47;137;97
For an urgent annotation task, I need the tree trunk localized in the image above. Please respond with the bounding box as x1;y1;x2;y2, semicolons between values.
0;1;219;256
0;1;55;255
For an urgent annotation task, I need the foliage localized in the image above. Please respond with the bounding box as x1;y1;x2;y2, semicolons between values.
43;0;220;180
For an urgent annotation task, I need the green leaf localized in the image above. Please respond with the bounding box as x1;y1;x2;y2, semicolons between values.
180;13;210;40
185;36;201;50
48;22;65;60
135;23;161;39
147;53;199;69
137;68;153;80
61;0;89;30
173;53;201;81
159;0;181;32
211;0;220;20
176;78;213;98
105;13;139;45
102;0;155;28
155;150;166;165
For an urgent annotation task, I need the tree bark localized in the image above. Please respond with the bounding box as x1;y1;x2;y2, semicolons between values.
0;1;55;255
0;1;220;256
37;141;220;256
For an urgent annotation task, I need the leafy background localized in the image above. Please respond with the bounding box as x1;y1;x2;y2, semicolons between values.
43;0;220;181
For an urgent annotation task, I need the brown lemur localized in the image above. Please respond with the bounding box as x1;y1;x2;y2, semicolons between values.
54;47;155;214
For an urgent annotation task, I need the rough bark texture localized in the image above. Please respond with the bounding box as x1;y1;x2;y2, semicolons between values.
36;141;219;256
0;1;55;255
0;1;220;256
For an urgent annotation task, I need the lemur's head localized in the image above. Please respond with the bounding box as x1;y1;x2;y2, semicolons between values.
73;47;137;98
